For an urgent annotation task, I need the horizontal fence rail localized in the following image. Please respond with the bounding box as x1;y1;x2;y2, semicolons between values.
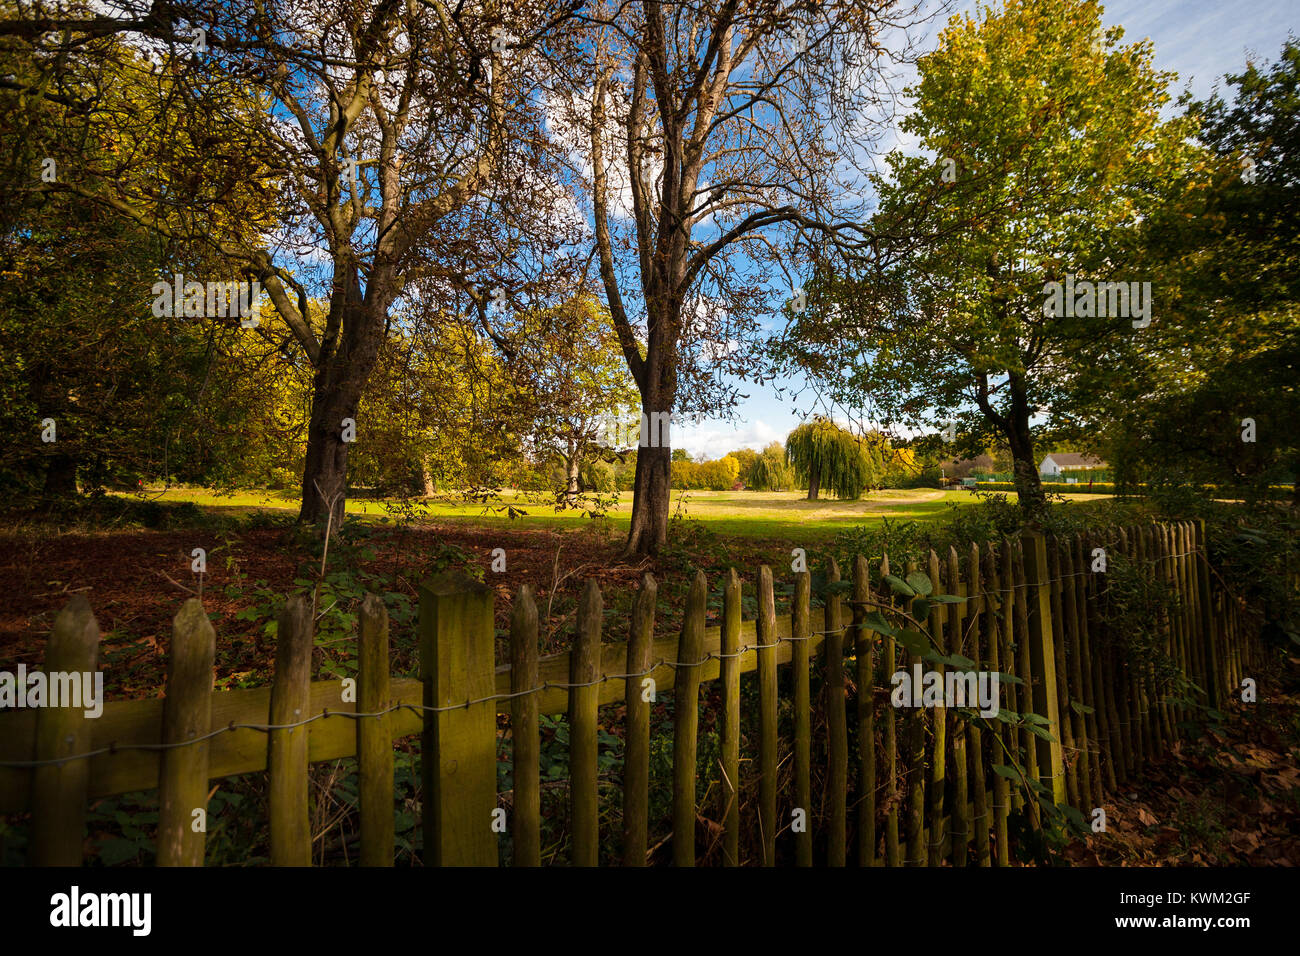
0;520;1281;865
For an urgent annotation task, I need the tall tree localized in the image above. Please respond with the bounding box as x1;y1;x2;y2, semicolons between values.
1095;42;1300;500
510;294;639;505
785;416;881;500
777;0;1202;518
7;0;581;528
549;0;929;554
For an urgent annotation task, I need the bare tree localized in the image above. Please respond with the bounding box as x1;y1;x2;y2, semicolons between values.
546;0;933;555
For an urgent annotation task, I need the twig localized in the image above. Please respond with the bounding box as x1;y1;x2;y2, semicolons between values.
153;568;196;596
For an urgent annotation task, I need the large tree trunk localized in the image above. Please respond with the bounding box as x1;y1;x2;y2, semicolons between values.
43;452;78;498
1006;371;1045;520
297;275;387;530
807;469;821;501
299;379;357;529
624;441;671;555
621;293;681;557
563;451;581;505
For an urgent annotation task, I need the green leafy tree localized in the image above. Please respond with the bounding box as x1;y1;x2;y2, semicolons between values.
785;417;883;500
1095;42;1300;500
778;0;1203;518
511;294;639;506
750;441;796;492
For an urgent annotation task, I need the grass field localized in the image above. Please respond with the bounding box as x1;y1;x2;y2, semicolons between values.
121;486;1113;539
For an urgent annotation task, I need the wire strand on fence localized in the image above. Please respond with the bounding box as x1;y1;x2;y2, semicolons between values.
0;537;1214;770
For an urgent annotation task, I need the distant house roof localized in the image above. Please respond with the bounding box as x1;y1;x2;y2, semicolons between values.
1042;453;1107;470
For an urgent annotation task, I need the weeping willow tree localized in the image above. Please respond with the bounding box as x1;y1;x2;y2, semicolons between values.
785;418;884;500
750;441;796;491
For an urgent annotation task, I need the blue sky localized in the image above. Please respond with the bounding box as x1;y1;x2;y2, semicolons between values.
674;0;1299;461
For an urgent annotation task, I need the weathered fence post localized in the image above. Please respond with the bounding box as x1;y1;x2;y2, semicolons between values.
673;571;707;867
420;572;497;867
880;554;901;867
510;585;541;867
720;569;743;867
357;594;394;866
28;594;100;866
1019;531;1067;805
1194;520;1223;709
158;599;215;866
853;555;876;867
757;564;780;867
823;557;848;866
926;550;946;866
269;594;313;866
571;579;602;866
623;574;656;866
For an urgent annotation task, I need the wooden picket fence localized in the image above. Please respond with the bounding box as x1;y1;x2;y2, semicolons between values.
0;520;1268;866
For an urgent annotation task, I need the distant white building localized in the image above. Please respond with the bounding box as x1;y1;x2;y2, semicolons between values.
1040;453;1108;478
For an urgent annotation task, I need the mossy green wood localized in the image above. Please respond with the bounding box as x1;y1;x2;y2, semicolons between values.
1168;525;1190;728
420;572;498;867
1062;536;1093;808
967;543;990;867
1119;527;1148;770
853;555;876;866
1172;524;1192;692
1194;520;1223;710
1019;532;1066;807
880;554;900;867
1068;536;1104;802
720;569;743;866
1146;526;1174;751
357;595;394;867
823;557;847;866
269;594;313;866
1010;540;1041;812
510;585;541;867
1189;522;1213;702
158;599;215;867
571;579;602;867
903;557;926;866
623;574;656;866
1047;538;1082;809
0;607;820;811
1089;530;1125;787
946;546;968;867
1182;523;1205;720
1159;526;1182;731
673;572;707;867
791;570;812;867
1090;529;1128;783
1164;526;1184;738
27;594;99;866
1133;527;1162;758
757;564;780;867
1077;533;1116;794
926;550;946;867
985;543;1010;866
1179;523;1205;707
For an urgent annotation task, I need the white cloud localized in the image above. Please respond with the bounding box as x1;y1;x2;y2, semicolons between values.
674;417;784;460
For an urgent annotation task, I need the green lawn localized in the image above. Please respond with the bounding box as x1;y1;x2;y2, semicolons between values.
123;486;1113;539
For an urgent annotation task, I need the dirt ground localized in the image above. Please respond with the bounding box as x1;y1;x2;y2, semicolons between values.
0;521;658;695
